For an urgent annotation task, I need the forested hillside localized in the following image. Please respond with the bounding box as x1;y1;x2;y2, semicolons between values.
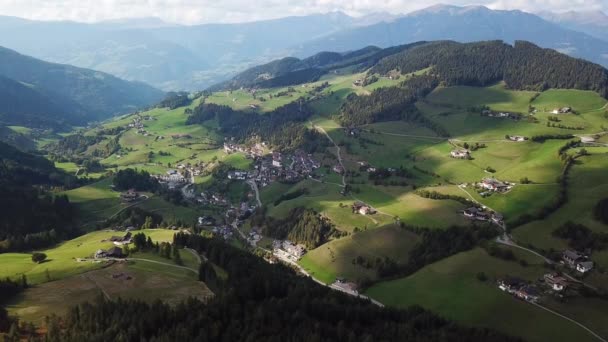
0;142;79;252
213;43;426;90
0;46;164;126
42;233;520;342
372;40;608;97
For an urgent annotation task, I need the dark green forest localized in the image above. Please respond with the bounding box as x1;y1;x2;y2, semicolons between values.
37;233;520;342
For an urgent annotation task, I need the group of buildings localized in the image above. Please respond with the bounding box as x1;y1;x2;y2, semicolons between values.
450;149;471;159
273;240;307;261
479;178;511;192
482;109;520;120
352;201;377;216
127;114;155;136
551;107;572;114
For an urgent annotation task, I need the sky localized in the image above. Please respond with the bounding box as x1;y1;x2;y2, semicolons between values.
0;0;605;25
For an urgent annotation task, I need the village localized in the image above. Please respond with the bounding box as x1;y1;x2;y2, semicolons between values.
497;249;595;304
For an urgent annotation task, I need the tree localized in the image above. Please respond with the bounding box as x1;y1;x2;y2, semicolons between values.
173;245;183;265
31;252;47;264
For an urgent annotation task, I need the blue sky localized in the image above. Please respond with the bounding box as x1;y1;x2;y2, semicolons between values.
0;0;605;24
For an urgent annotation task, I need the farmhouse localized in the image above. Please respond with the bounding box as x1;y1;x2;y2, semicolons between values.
450;149;470;159
352;79;363;87
491;212;504;225
516;285;541;302
110;232;132;246
507;135;527;142
95;246;125;259
577;261;594;273
120;189;139;202
352;202;377;216
462;207;489;221
481;178;509;192
552;107;572;114
498;277;525;293
333;165;344;174
562;249;584;267
544;273;568;291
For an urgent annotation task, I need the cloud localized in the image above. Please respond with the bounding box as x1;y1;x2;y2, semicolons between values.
0;0;604;24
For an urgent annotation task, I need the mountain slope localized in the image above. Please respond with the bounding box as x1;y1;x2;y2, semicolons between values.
0;46;164;125
296;5;608;69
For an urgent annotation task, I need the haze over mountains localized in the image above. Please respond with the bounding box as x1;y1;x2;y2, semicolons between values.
0;4;607;91
0;46;163;129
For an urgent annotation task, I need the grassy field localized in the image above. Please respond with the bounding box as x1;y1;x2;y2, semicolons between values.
299;224;420;284
366;248;607;342
6;252;210;324
514;148;608;254
0;229;178;284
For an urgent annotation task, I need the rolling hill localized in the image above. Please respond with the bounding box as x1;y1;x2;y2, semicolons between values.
0;46;164;127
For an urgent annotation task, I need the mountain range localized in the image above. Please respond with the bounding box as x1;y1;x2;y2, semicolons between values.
0;5;607;91
0;46;163;129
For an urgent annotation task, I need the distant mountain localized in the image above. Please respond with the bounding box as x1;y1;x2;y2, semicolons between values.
295;5;608;69
538;10;608;41
0;46;164;127
0;13;359;90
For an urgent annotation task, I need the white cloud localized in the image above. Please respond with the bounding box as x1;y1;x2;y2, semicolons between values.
0;0;605;24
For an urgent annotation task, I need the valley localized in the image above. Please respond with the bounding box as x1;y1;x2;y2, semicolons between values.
1;35;608;341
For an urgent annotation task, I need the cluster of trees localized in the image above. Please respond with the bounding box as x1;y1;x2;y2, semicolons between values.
376;224;498;280
372;41;608;98
530;134;574;143
552;221;608;252
252;207;339;249
112;168;158;191
187;101;328;152
593;198;608;224
273;188;309;206
0;276;28;334
0;142;80;252
415;190;472;206
337;75;444;136
157;92;192;109
103;207;162;229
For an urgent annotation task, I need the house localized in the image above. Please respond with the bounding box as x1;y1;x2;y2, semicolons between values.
552;107;572;114
110;232;132;246
95;246;125;258
333;165;344;174
516;285;541;302
227;171;248;180
481;178;508;192
450;149;470;159
498;277;524;293
491;212;504;224
562;250;584;267
544;273;568;291
577;261;594;273
272;152;282;168
358;205;376;216
120;189;139;202
508;135;526;142
463;207;490;221
352;79;363;87
198;216;216;226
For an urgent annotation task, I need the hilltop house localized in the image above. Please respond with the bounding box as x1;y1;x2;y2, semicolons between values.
450;149;471;159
